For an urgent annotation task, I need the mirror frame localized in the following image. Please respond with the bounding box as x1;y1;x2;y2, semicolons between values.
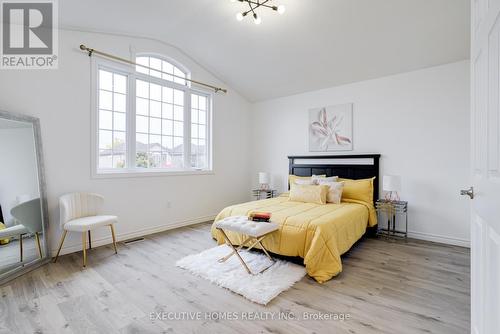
0;110;50;285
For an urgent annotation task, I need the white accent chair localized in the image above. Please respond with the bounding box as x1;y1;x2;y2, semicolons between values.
54;193;118;267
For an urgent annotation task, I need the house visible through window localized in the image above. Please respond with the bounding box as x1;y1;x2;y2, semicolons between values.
96;54;212;175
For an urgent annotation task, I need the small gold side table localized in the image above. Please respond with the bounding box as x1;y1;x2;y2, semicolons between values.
376;199;408;239
252;189;277;200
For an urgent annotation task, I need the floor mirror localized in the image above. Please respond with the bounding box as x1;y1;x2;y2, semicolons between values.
0;110;49;285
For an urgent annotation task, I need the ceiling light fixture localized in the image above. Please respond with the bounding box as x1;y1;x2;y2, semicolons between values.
232;0;285;25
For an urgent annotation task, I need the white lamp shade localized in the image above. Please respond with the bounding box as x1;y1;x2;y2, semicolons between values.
259;172;269;184
383;175;401;192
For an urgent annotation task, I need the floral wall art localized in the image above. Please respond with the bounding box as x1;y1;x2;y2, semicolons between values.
309;103;353;151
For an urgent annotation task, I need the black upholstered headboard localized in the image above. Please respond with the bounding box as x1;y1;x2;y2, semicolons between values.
288;154;381;203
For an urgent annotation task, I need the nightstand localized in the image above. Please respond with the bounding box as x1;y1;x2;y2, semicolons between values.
252;189;277;200
376;199;408;239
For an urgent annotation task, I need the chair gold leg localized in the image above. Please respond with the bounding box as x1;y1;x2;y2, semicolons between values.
82;232;87;267
53;230;67;263
19;234;24;263
110;225;117;254
35;232;43;259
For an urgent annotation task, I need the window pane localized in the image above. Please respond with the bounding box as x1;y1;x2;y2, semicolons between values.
99;130;112;149
174;90;184;106
191;95;198;109
136;133;148;152
113;112;126;131
162;136;173;150
150;101;161;118
99;70;113;91
136;80;149;98
162;61;173;74
191;109;198;124
198;125;206;139
162;103;173;119
173;137;183;153
136;98;149;116
191;124;198;138
174;121;183;137
199;96;207;110
99;90;113;110
114;93;126;112
99;110;113;130
174;106;183;121
150;117;161;135
150;57;162;78
149;135;162;151
114;74;127;94
136;57;149;75
99;150;113;168
198;110;206;125
162;119;173;136
113;131;126;150
174;67;185;85
162;87;173;104
113;153;126;168
136;115;149;133
136;152;152;168
150;83;162;101
98;69;129;170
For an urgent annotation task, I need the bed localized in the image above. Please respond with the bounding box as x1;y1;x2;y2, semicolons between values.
211;154;380;283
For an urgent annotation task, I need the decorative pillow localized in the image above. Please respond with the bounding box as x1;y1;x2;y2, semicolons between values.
288;174;325;186
0;222;10;245
316;180;344;204
312;176;338;184
338;177;375;203
294;179;314;185
289;184;329;204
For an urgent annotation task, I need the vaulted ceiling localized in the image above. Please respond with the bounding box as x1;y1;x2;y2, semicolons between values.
60;0;470;102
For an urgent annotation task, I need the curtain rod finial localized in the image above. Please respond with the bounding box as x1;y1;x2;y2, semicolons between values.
79;44;86;51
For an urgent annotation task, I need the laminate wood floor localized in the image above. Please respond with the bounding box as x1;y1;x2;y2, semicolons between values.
0;222;470;334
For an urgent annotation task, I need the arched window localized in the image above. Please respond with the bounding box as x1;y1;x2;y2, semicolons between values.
95;54;211;176
135;55;188;86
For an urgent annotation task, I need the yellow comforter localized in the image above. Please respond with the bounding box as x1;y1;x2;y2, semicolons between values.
211;194;377;283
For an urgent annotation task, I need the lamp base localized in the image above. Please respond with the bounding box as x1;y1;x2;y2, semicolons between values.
384;191;400;202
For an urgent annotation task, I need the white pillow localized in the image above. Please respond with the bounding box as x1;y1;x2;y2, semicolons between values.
316;180;344;204
312;175;338;185
294;179;314;185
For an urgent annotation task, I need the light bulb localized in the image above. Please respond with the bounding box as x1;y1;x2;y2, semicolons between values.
254;16;261;25
236;12;244;21
277;4;286;14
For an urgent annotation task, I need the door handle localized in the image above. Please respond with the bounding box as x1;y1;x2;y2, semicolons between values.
460;186;474;199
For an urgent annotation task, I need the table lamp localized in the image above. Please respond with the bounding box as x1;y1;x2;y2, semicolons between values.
259;172;270;190
383;175;401;201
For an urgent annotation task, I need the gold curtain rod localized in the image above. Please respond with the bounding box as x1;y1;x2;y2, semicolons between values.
79;44;227;94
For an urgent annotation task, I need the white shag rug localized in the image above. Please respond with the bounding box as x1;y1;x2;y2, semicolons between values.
176;245;306;305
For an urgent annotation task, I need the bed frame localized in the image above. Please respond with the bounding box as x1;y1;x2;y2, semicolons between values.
288;154;381;205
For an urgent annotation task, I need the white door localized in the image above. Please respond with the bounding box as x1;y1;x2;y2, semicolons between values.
470;0;500;333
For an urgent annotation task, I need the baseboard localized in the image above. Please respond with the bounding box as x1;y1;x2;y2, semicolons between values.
51;214;217;256
408;230;470;248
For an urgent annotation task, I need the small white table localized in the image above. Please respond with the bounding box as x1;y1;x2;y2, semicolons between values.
215;216;279;275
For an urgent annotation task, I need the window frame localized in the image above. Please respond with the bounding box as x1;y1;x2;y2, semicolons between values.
91;55;213;178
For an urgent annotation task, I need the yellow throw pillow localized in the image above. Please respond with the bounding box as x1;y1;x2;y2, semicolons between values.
289;184;329;204
0;222;10;245
288;174;326;187
339;177;376;203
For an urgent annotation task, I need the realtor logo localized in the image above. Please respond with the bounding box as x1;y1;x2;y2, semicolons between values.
1;0;58;69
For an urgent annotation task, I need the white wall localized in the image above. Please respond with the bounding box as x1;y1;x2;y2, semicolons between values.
0;126;39;225
250;61;470;246
0;29;251;255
